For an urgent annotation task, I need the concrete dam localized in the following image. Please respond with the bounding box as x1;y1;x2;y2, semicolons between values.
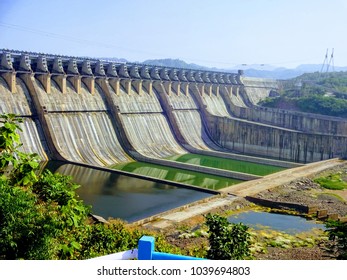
1;50;347;188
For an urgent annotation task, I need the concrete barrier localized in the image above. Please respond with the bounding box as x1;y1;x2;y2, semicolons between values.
245;196;341;221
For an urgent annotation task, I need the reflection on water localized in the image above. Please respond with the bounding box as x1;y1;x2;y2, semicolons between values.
113;161;242;190
228;211;326;234
168;154;285;176
45;161;212;222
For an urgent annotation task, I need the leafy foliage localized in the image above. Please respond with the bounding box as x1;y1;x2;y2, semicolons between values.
259;72;347;117
325;220;347;260
205;213;252;260
0;113;40;187
0;179;54;259
297;95;347;116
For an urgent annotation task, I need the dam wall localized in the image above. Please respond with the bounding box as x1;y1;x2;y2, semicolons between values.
236;103;347;136
206;113;347;162
235;77;347;136
239;76;278;105
1;50;347;166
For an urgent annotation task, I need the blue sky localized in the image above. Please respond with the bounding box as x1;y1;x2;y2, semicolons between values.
1;0;346;69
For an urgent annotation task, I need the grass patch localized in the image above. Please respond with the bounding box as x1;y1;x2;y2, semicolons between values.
314;173;347;190
318;193;345;202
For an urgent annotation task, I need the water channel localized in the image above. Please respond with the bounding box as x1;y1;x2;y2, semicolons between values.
167;153;285;176
45;154;288;223
45;161;213;222
113;161;242;190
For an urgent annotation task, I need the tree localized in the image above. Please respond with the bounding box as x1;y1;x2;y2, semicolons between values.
205;213;252;260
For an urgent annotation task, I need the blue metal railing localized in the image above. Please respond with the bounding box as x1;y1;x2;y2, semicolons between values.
138;236;205;260
91;235;205;260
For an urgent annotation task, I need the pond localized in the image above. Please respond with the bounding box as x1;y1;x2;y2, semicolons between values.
228;211;326;234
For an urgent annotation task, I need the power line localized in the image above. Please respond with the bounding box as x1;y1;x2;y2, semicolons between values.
0;22;162;56
0;21;323;68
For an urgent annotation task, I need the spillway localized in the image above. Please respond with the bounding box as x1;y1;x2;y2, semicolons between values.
173;110;216;150
199;89;230;117
121;113;186;157
44;112;131;165
0;76;48;160
33;78;132;165
108;82;187;159
163;85;219;151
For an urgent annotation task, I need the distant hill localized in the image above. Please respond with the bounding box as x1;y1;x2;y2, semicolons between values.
142;58;212;71
98;57;129;63
141;59;347;79
241;65;347;80
98;57;347;80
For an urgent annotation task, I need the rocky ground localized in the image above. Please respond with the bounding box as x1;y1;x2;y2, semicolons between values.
160;162;347;260
253;165;347;218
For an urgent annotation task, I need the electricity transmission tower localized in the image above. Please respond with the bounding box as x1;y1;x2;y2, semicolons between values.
320;48;335;73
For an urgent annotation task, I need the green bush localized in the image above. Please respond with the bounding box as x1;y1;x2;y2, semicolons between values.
314;174;347;190
205;213;252;260
0;180;54;259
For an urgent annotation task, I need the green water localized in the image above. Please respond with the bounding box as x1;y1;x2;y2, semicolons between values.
167;154;285;176
112;161;242;190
